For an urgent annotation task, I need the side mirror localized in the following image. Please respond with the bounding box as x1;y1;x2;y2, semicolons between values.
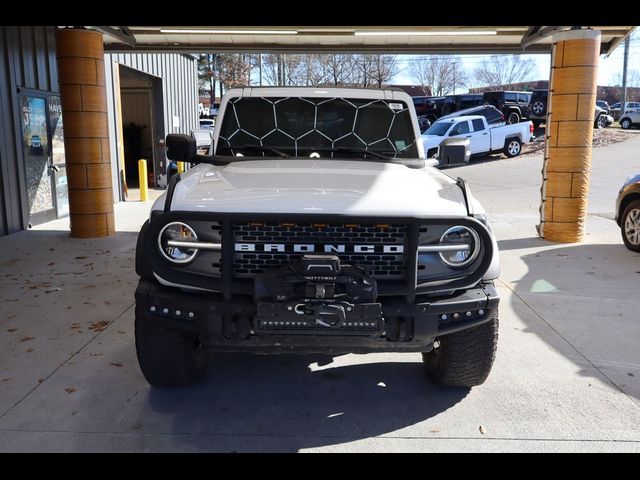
166;134;196;162
436;137;470;167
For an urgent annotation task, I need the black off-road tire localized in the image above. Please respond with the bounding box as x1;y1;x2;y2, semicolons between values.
507;111;520;125
423;312;499;387
135;306;209;387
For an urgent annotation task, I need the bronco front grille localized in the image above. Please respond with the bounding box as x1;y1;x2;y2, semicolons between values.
232;221;408;280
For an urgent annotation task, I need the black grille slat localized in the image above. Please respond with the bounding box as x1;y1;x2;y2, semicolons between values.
231;221;408;280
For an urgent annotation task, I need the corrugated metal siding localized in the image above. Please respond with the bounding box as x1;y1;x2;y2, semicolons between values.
0;26;58;236
104;53;198;198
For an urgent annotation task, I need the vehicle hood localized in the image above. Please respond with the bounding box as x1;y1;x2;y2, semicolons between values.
421;135;446;151
165;159;468;217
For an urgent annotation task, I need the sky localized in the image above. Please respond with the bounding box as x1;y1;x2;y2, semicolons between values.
393;29;640;91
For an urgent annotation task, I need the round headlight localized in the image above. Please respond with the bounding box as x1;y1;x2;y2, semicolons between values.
439;226;480;268
158;222;198;264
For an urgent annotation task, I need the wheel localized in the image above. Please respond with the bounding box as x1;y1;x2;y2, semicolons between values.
135;305;209;387
507;111;520;124
621;200;640;252
423;312;499;387
531;100;546;116
620;118;632;130
503;138;522;157
595;114;607;129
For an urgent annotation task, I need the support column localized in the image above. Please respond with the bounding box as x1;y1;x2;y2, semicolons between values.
538;29;601;243
57;28;114;238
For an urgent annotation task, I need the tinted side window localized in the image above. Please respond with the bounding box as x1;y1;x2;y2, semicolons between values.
472;119;485;131
451;121;470;135
505;93;517;102
518;93;531;103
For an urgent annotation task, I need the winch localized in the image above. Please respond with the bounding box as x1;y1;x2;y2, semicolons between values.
254;254;383;334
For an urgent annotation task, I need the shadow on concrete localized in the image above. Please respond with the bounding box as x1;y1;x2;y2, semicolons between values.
147;353;469;452
507;240;640;401
497;237;548;251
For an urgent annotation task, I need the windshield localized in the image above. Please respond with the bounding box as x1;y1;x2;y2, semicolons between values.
215;96;419;159
424;120;453;137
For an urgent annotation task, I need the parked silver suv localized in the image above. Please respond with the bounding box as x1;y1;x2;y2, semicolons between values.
619;111;640;130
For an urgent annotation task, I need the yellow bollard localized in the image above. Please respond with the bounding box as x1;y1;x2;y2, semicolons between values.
177;161;185;174
138;159;148;202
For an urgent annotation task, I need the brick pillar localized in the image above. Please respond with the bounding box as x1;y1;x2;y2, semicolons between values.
538;29;601;243
57;28;114;238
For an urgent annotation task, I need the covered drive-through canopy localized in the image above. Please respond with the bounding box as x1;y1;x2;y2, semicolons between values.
56;25;636;241
95;26;635;55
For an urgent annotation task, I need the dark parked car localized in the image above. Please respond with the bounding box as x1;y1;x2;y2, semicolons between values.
438;105;505;125
615;174;640;252
482;91;532;125
529;89;612;129
416;115;432;133
412;96;446;123
528;89;548;128
440;94;483;117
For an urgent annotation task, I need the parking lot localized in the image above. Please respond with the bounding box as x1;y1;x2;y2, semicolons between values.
1;135;639;452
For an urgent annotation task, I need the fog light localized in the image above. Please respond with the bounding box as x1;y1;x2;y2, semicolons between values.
175;310;182;316
478;309;485;316
162;307;169;314
440;314;448;320
188;312;195;318
465;311;472;317
453;313;460;319
150;306;156;313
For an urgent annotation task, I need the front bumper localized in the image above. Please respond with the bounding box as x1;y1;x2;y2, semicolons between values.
135;279;499;354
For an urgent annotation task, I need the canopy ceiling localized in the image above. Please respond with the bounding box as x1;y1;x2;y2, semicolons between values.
95;26;636;56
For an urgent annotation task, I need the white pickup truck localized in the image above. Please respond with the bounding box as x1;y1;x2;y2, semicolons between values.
422;115;534;161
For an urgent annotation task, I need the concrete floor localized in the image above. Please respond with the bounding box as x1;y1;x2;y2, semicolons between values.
1;137;639;452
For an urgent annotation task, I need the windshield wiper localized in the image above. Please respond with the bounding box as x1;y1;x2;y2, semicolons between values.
235;145;289;158
305;147;392;161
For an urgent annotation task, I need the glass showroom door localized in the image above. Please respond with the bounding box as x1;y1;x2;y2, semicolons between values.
19;93;69;226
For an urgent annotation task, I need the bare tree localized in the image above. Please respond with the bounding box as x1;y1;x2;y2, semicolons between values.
613;69;640;87
216;54;252;91
354;54;398;88
408;56;467;96
281;54;308;86
197;54;217;102
474;55;537;89
304;54;329;86
262;54;286;86
320;54;355;86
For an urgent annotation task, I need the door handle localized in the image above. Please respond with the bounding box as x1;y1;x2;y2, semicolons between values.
465;135;472;138
482;132;488;135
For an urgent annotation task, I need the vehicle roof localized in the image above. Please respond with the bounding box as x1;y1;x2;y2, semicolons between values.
483;90;532;94
435;115;486;122
224;86;414;102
